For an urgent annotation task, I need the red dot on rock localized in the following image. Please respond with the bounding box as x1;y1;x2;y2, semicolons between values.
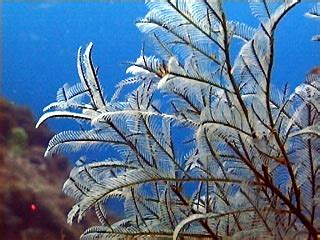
30;203;37;212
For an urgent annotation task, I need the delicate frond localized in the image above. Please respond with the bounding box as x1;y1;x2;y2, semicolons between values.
44;130;127;157
305;3;320;19
77;42;106;110
36;111;92;129
229;21;257;42
38;1;320;239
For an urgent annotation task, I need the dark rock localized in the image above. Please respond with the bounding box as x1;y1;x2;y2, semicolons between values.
0;97;112;240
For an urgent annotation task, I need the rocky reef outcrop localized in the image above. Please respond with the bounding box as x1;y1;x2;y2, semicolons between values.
0;98;113;240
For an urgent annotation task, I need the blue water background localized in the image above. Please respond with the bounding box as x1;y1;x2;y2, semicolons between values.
3;2;147;117
3;2;319;119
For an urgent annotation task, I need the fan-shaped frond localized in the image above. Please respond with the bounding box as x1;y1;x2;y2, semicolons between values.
69;167;174;223
38;1;320;239
77;42;106;110
228;21;257;42
36;111;92;129
248;0;279;22
44;130;127;157
305;3;320;19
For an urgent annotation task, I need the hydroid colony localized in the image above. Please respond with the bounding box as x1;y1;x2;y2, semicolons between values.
37;1;320;239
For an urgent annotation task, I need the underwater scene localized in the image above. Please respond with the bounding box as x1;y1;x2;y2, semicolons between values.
2;1;320;239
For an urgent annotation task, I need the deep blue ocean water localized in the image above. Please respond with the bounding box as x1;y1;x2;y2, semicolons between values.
3;2;147;118
3;2;319;121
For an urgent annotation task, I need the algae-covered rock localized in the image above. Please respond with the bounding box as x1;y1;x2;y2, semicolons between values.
0;97;113;240
8;127;28;156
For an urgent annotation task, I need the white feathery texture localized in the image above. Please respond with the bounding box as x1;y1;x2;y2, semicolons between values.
38;1;319;239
